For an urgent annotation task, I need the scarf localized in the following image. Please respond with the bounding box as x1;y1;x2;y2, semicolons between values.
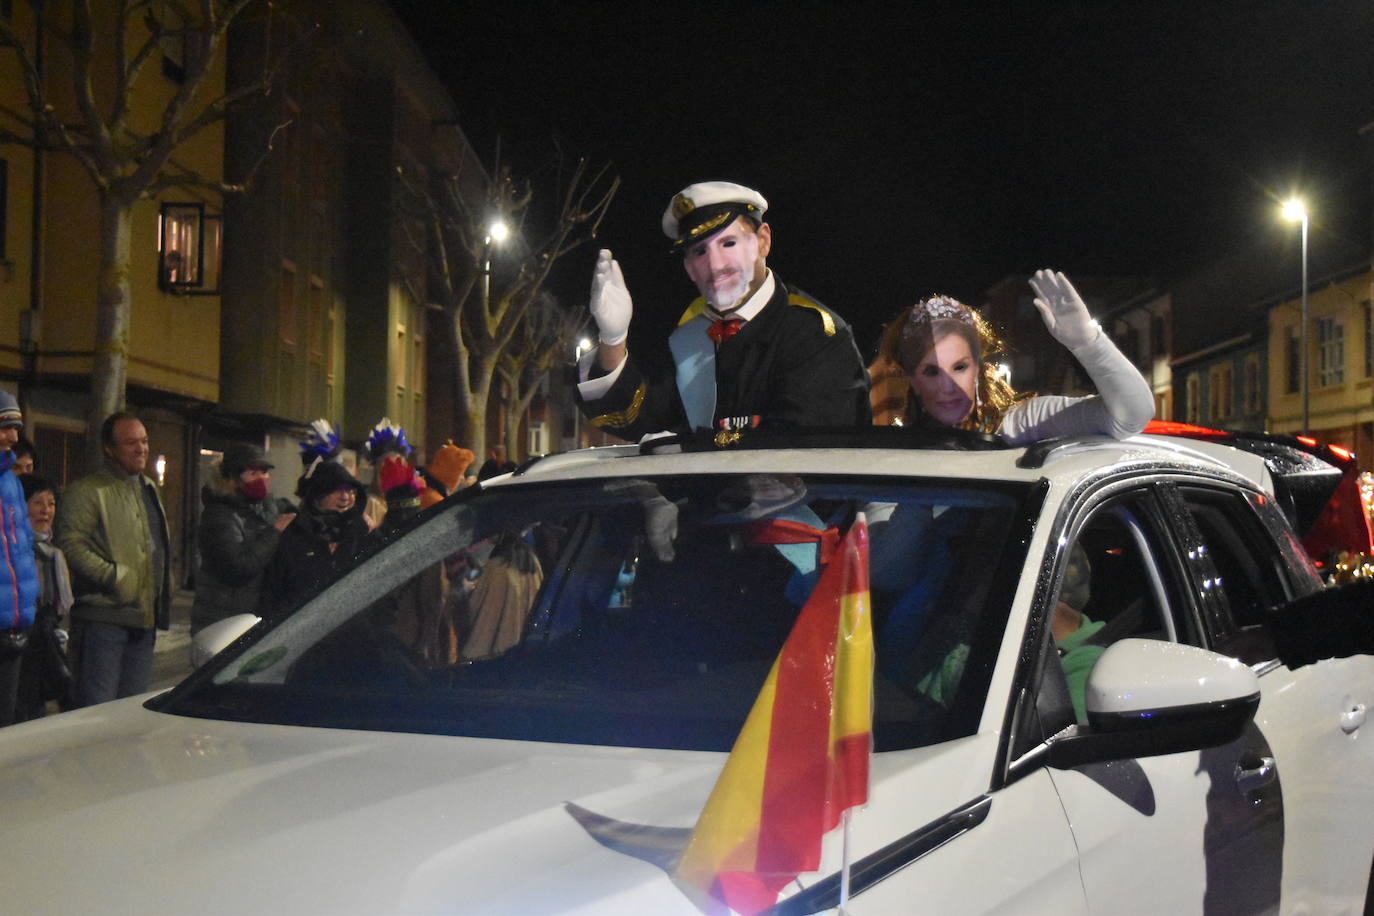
33;530;74;619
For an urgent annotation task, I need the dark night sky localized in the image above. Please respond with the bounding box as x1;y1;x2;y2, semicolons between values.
387;0;1374;356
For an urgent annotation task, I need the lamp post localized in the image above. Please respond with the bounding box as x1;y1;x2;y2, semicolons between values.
1282;198;1309;435
482;218;509;315
573;336;592;449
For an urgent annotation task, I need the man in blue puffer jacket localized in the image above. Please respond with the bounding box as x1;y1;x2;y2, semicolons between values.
0;388;39;725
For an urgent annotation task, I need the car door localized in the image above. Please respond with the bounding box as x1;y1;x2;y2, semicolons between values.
1167;481;1374;912
1025;477;1287;914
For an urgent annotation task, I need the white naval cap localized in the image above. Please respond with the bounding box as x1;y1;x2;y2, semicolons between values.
662;180;768;249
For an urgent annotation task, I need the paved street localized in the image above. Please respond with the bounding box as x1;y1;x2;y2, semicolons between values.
150;589;195;692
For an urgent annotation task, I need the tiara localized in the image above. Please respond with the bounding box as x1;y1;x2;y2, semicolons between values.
901;295;975;340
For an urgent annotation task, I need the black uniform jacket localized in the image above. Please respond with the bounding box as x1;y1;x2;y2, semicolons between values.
577;276;871;441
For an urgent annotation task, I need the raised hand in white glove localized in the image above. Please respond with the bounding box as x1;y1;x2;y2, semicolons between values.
642;494;679;563
1029;269;1099;350
589;249;632;346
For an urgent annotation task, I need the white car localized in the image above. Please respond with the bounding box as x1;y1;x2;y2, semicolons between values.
2;428;1371;914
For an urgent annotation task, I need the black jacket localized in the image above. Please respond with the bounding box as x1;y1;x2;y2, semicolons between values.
578;276;871;440
190;486;294;633
261;499;369;619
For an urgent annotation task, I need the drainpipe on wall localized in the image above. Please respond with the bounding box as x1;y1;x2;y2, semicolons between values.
21;17;46;419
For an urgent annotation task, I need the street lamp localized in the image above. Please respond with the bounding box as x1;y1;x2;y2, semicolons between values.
482;218;509;313
1282;198;1309;435
573;336;593;449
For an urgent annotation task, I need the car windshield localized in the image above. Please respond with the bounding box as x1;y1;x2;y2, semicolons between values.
155;473;1036;752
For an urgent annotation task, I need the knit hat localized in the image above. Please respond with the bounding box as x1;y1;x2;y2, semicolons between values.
0;389;23;429
296;457;364;506
221;442;274;479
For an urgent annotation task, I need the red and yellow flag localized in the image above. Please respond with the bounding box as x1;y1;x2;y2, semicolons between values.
674;516;874;915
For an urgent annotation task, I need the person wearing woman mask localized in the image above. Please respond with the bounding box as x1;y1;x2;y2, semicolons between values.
867;271;1155;683
875;269;1154;443
15;475;73;720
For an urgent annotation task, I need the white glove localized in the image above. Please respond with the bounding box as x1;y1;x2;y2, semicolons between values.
1029;269;1099;350
589;249;632;346
642;495;679;562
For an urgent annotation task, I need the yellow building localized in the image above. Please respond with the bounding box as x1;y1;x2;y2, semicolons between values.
0;0;227;583
1267;265;1374;467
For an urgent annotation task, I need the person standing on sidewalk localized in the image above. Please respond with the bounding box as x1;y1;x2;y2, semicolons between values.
190;443;296;635
14;474;73;720
56;412;171;706
0;390;39;725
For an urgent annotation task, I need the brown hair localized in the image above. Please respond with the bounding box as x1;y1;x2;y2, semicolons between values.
876;297;1022;434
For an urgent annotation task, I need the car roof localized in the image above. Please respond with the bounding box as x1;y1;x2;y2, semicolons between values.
487;428;1273;494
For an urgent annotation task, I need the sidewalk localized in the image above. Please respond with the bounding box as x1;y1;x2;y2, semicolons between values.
151;588;194;691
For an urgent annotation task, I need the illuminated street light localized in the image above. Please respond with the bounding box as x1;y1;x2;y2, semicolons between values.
572;338;594;449
1282;197;1310;435
482;218;509;318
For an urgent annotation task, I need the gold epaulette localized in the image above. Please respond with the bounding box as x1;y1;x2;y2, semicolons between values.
787;294;836;337
590;382;647;429
676;298;708;327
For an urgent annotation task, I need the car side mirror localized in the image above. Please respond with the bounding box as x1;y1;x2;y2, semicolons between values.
1048;638;1260;769
190;613;261;668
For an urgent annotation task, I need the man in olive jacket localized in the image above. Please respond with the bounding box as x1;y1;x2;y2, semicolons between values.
55;413;171;706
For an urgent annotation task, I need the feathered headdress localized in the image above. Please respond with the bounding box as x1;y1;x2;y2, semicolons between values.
299;418;342;479
365;417;412;460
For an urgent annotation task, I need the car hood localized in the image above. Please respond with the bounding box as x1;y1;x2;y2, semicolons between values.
0;697;721;914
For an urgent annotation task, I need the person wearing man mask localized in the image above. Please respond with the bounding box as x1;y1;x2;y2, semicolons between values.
190;443;297;635
575;181;870;441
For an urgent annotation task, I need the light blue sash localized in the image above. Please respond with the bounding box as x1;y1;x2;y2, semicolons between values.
669;315;716;430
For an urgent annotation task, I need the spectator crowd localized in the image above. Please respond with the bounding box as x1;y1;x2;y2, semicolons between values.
0;395;486;726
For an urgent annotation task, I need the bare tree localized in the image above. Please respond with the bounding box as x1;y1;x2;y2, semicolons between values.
404;154;617;461
497;290;590;458
0;0;299;466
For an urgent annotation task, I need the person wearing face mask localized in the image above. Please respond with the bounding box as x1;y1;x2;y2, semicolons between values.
261;446;369;619
190;443;297;635
576;181;871;441
874;270;1154;443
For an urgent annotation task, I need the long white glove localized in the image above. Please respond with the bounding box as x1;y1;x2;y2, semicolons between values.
589;249;632;346
1029;269;1099;350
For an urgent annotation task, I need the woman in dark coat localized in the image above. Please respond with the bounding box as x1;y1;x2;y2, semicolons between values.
190;443;296;634
262;458;369;618
14;475;72;720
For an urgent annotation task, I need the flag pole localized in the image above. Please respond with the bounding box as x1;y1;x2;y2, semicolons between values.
838;807;852;914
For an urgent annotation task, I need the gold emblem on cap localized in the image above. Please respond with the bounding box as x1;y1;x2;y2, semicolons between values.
688;211;731;239
671;194;696;221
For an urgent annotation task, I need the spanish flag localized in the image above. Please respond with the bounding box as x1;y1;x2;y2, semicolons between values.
674;516;874;915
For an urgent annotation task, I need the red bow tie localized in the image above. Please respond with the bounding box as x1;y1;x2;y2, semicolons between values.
707;318;744;344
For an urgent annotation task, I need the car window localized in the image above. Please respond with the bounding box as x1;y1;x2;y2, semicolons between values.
1173;484;1301;663
1024;489;1201;740
158;474;1036;754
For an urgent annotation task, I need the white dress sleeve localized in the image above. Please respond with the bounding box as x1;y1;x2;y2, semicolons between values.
998;331;1155;446
575;347;627;400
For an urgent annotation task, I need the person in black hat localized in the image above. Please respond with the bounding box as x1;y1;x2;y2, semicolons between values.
260;453;369;619
575;180;871;441
189;443;297;634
